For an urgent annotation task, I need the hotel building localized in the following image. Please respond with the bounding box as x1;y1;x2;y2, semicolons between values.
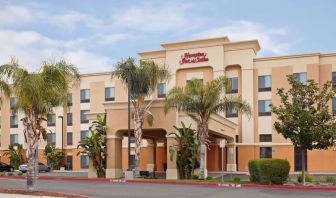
0;36;335;178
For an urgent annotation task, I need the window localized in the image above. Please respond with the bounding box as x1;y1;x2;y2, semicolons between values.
10;115;18;128
235;135;239;143
260;147;272;158
260;134;272;142
293;72;307;85
67;93;72;106
105;87;115;101
67;113;73;126
80;89;90;103
67;132;73;146
10;97;16;109
332;72;336;89
80;110;89;123
47;133;56;146
258;100;272;116
227;77;238;94
258;75;272;92
333;98;336;114
80;155;89;169
80;130;89;142
47;114;56;126
226;107;238;118
157;83;166;98
10;134;18;146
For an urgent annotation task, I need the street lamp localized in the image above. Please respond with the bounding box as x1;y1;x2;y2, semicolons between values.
58;116;64;165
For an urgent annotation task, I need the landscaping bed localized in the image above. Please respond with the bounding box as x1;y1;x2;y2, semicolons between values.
0;188;89;198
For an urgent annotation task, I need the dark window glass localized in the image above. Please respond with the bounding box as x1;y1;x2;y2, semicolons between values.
227;77;238;94
10;97;16;109
157;83;166;98
258;100;272;116
235;135;239;143
47;133;56;145
293;73;307;85
258;75;272;92
67;93;72;106
80;155;89;169
80;130;89;142
226;107;238;118
259;134;272;142
67;132;73;146
47;114;56;126
10;134;18;146
10;115;18;128
80;110;89;123
260;147;272;158
105;87;115;101
80;89;90;103
67;113;73;126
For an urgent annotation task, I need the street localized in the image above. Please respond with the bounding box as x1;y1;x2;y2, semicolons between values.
0;178;334;198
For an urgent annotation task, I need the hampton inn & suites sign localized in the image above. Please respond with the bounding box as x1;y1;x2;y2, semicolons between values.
179;52;209;65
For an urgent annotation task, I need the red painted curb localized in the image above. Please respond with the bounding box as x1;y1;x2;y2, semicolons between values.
1;176;335;191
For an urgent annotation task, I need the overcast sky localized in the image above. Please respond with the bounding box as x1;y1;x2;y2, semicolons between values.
0;0;335;73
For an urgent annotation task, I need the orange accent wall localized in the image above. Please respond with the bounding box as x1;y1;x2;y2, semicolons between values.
272;145;295;172
308;148;336;172
207;145;226;171
237;146;259;171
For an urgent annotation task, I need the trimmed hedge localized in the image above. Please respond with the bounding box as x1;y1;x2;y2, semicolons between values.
248;158;290;185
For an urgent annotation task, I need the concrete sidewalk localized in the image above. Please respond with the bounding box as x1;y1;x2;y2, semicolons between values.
0;193;54;198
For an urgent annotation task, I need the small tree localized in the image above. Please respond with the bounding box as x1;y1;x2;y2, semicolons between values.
169;122;199;179
271;75;336;185
3;144;24;169
77;114;107;178
43;144;63;170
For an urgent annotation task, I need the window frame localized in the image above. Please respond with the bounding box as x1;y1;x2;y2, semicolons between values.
258;75;272;92
259;134;272;142
47;114;56;127
67;113;73;126
258;100;272;116
80;155;89;169
226;77;238;94
157;83;167;98
105;87;115;101
260;147;272;158
225;107;238;118
80;110;89;124
10;134;18;146
67;132;73;146
80;89;90;103
10;115;18;128
80;130;89;142
293;72;307;85
47;133;56;146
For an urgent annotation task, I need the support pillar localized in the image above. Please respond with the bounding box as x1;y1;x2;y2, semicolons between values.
88;159;97;178
166;135;178;179
226;143;237;172
106;135;123;178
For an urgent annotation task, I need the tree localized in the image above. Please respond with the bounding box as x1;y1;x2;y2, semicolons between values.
43;144;63;170
168;122;199;179
0;59;80;191
3;144;24;169
77;114;107;178
112;58;170;176
271;75;336;185
164;76;251;179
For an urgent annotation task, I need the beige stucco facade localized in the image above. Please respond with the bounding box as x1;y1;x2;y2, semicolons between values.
0;36;336;177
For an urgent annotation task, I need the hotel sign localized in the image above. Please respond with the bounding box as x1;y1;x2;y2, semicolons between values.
179;52;209;65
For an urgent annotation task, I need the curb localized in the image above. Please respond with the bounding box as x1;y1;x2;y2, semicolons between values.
1;176;336;191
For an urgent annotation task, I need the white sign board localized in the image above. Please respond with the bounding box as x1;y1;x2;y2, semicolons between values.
219;139;226;148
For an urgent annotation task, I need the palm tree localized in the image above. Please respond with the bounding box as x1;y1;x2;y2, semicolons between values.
0;59;80;191
77;114;107;178
112;58;170;176
164;76;252;180
3;144;24;169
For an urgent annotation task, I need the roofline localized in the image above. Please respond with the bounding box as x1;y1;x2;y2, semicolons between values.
160;36;230;48
80;71;112;77
254;52;322;62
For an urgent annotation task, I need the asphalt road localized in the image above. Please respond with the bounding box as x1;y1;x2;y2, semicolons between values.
0;178;334;198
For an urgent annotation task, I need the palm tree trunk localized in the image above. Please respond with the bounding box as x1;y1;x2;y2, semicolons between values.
198;122;208;180
134;109;143;177
301;147;306;186
26;130;37;192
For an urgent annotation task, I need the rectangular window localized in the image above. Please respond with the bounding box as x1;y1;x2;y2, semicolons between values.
293;72;307;85
10;115;18;128
226;107;238;118
80;110;89;124
80;89;90;103
333;72;336;89
80;130;89;142
259;134;272;142
258;75;272;92
258;100;272;116
67;113;73;126
80;155;89;169
10;97;16;109
10;134;18;146
47;133;56;146
67;132;73;146
157;83;166;98
227;77;238;94
67;93;72;106
105;87;115;101
260;147;272;158
47;114;56;126
333;97;336;114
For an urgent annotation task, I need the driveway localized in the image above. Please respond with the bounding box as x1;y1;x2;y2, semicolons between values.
0;178;334;198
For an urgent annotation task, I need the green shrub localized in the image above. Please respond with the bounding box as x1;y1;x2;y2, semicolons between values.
192;174;199;180
7;173;14;176
17;172;23;176
315;176;324;184
206;176;213;181
326;176;335;183
297;173;313;183
233;176;241;183
0;173;5;176
248;158;290;185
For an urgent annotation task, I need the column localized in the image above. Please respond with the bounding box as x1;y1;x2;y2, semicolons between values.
88;159;97;178
106;135;123;178
241;68;254;143
166;135;178;179
226;142;237;172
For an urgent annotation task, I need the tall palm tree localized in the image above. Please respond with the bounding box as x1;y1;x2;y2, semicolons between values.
112;58;170;176
0;59;80;191
164;76;252;180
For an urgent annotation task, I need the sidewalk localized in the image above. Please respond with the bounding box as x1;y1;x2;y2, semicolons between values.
0;193;54;198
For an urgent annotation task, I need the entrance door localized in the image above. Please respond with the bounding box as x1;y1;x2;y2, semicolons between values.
66;155;73;170
294;147;307;171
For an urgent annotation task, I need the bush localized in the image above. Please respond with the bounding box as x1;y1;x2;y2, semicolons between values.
297;173;313;183
0;173;5;176
248;158;290;185
192;174;199;180
17;172;23;176
233;176;241;183
326;176;335;183
315;176;324;184
206;176;213;181
7;173;14;176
